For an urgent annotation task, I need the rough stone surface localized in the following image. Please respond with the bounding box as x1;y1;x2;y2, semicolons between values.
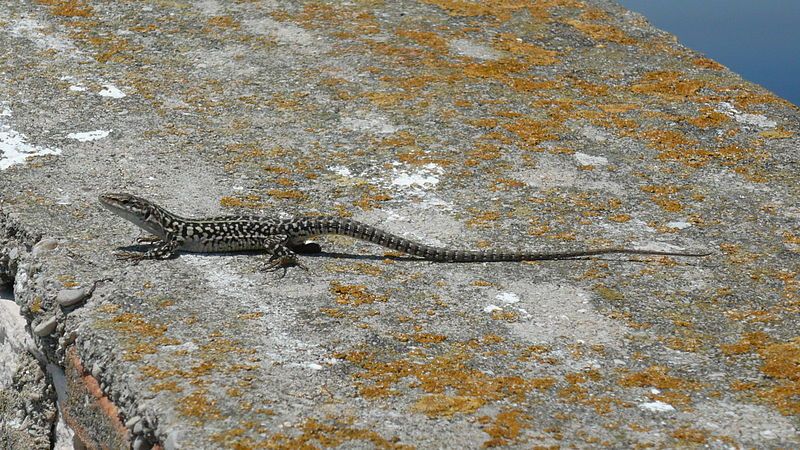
1;0;798;448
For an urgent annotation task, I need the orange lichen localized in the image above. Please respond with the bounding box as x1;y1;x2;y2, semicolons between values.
642;129;698;152
176;389;223;421
503;117;558;148
395;333;448;344
264;418;412;450
597;103;636;114
106;312;167;338
266;189;307;201
721;333;800;416
379;130;417;147
506;77;559;93
608;214;631;223
693;57;725;70
665;334;703;353
420;0;534;22
566;19;635;45
631;71;706;100
362;91;411;108
467;210;501;227
671;427;707;444
466;143;502;166
481;409;530;447
354;193;392;211
237;312;264;320
759;338;800;381
220;195;264;209
151;381;182;393
619;366;702;391
688;107;730;129
463;58;528;79
396;147;454;166
594;285;624;302
759;128;794;139
412;394;483;417
38;0;93;17
207;15;240;29
339;349;554;412
493;33;558;65
467;118;499;128
557;384;624;415
330;282;388;305
395;29;448;52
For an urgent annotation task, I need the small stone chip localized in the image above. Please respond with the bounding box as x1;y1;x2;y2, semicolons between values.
33;316;57;336
32;238;59;257
56;288;88;306
125;415;142;428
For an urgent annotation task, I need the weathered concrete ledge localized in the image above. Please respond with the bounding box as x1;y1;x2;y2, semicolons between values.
1;0;798;448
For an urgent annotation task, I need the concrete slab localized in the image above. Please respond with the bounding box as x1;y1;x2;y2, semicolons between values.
1;0;798;448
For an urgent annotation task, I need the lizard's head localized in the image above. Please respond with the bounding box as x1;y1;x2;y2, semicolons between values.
99;193;167;237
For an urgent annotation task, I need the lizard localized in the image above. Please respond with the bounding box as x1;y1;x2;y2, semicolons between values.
99;192;709;273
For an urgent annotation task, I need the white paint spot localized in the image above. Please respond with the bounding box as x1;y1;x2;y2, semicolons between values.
341;115;401;134
735;113;777;128
639;401;675;413
193;0;222;15
419;196;454;211
67;130;111;142
98;84;126;98
306;363;323;371
162;342;199;353
243;17;329;55
69;85;87;92
574;152;608;166
391;163;442;189
579;126;610;142
495;292;520;304
717;102;777;128
450;39;504;60
483;304;502;313
516;153;623;194
8;18;82;55
329;165;352;177
507;282;630;347
666;221;691;230
1;105;62;170
392;172;439;188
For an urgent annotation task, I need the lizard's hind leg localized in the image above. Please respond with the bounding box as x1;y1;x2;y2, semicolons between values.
261;236;308;276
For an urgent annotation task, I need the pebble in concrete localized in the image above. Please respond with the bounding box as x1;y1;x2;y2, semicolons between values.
33;316;57;336
56;287;88;307
32;238;59;257
125;415;141;429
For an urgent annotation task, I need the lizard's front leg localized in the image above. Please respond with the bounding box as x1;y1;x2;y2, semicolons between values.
261;235;308;276
115;238;182;264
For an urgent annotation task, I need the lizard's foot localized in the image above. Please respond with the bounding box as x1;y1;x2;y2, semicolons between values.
262;255;308;278
113;251;146;265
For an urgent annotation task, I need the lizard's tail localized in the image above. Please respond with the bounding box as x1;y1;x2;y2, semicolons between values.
305;217;710;262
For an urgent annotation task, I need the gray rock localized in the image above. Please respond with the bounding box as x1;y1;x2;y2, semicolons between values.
32;316;57;337
56;288;88;307
32;239;59;257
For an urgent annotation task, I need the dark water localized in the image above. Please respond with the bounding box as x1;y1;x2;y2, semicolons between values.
619;0;800;106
